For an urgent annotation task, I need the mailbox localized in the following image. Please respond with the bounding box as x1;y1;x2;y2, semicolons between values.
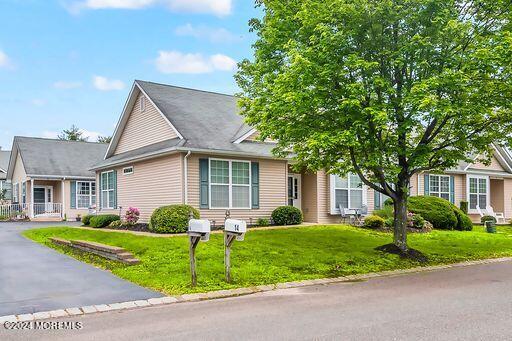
224;219;247;241
188;219;211;241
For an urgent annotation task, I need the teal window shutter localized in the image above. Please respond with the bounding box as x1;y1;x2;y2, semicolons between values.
251;162;260;209
199;158;209;208
449;175;455;204
374;190;381;209
113;170;118;209
424;174;429;196
70;181;76;209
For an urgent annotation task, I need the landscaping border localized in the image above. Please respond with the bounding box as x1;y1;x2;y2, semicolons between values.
1;256;510;323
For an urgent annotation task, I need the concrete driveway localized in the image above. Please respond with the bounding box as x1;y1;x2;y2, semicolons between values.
0;221;161;316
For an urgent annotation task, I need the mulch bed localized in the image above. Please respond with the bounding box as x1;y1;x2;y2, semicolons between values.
105;223;151;232
375;243;429;263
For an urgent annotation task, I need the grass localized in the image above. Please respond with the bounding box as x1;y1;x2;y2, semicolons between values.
23;224;512;295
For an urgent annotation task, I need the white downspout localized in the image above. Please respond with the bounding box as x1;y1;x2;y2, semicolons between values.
184;151;192;204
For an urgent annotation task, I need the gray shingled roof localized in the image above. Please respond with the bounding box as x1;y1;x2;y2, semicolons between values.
136;80;276;156
0;150;10;180
12;137;108;178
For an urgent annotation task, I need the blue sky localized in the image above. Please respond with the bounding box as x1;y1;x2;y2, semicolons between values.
0;0;260;149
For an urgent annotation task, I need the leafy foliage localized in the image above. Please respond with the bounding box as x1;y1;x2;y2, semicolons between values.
481;215;497;225
58;125;88;141
452;205;473;231
408;196;458;230
124;207;140;225
97;135;112;143
236;0;512;248
363;215;385;229
257;218;270;227
271;206;303;225
81;214;93;226
149;205;200;234
374;205;394;219
407;213;425;229
460;201;469;214
89;214;120;228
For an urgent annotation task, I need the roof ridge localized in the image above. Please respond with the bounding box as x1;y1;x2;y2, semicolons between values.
14;136;108;145
135;79;237;98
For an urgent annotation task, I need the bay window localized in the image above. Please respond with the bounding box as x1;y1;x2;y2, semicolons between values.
77;181;96;209
468;176;488;211
210;159;251;209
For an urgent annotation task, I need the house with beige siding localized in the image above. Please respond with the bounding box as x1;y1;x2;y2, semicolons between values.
5;137;107;221
0;149;12;202
91;80;512;224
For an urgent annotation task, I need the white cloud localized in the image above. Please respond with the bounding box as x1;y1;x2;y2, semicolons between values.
155;51;237;74
66;0;231;16
0;50;12;69
175;24;240;43
93;76;125;91
54;81;83;89
42;131;59;139
31;99;47;107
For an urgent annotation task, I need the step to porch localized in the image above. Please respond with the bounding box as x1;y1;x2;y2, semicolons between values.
31;216;63;222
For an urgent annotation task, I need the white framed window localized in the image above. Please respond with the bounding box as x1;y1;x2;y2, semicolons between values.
140;96;145;112
209;159;251;209
467;175;489;212
101;171;115;209
330;174;367;214
76;181;96;209
22;182;26;204
123;166;134;175
13;182;19;203
429;174;451;201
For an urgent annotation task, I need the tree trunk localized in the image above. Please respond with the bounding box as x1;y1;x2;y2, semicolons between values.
393;195;408;252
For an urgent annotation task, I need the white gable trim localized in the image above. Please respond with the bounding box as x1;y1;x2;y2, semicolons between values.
104;81;184;159
233;128;257;144
463;145;512;173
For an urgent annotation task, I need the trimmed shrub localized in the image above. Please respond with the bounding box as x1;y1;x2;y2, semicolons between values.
384;217;394;228
453;206;473;231
149;205;200;234
81;214;93;226
481;215;497;225
460;201;469;214
257;218;270;227
408;196;457;230
363;215;385;229
374;205;394;219
271;206;303;226
109;220;124;228
89;214;120;228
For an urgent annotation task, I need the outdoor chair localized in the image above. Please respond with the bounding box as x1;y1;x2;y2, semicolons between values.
486;205;506;224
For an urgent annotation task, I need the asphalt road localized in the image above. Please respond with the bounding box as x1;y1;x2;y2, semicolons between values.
0;221;161;316
4;259;512;341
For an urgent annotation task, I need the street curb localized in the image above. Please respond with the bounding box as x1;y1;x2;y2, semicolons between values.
1;256;510;323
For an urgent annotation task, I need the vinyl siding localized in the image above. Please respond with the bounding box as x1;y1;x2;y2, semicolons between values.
187;154;287;223
62;180;94;220
114;93;179;155
11;153;27;203
503;178;512;219
301;172;318;223
469;155;506;172
101;154;184;222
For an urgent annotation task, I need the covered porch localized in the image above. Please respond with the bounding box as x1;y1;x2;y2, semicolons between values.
27;178;65;219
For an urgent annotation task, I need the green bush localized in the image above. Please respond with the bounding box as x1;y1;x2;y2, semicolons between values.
0;215;8;221
81;214;93;226
89;214;120;228
256;218;270;227
373;205;394;219
481;215;497;225
149;205;200;234
453;206;473;231
108;220;124;228
460;201;469;214
408;213;425;229
384;198;394;207
363;215;385;229
408;196;457;230
384;217;394;227
271;206;303;226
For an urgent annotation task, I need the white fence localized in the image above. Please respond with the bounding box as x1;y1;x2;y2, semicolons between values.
0;203;62;219
0;203;29;218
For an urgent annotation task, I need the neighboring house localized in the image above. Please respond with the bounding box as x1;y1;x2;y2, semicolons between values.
0;148;12;202
6;137;108;221
92;80;512;224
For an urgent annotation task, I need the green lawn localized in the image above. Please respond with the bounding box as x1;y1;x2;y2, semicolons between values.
23;225;512;295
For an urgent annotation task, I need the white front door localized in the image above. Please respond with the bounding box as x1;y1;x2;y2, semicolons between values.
287;174;301;209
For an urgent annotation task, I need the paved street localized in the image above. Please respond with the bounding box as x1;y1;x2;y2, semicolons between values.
0;222;161;316
3;259;512;341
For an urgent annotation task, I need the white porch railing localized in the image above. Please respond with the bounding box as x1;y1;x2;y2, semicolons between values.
0;203;62;219
33;203;63;217
0;203;30;219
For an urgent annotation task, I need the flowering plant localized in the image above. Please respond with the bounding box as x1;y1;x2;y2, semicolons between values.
125;207;140;225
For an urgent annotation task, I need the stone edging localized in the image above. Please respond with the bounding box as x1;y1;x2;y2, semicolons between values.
1;256;510;323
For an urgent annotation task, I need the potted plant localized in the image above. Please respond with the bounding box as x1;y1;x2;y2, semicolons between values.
76;214;82;222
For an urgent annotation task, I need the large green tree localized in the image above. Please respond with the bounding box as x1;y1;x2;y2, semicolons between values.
58;125;88;142
236;0;512;252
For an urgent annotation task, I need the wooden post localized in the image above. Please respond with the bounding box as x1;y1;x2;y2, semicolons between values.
188;233;201;287
224;232;236;283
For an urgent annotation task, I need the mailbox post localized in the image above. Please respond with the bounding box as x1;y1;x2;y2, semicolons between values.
224;211;247;283
187;215;211;287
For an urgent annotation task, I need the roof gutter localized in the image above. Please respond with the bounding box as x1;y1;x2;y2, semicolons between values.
27;174;96;180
